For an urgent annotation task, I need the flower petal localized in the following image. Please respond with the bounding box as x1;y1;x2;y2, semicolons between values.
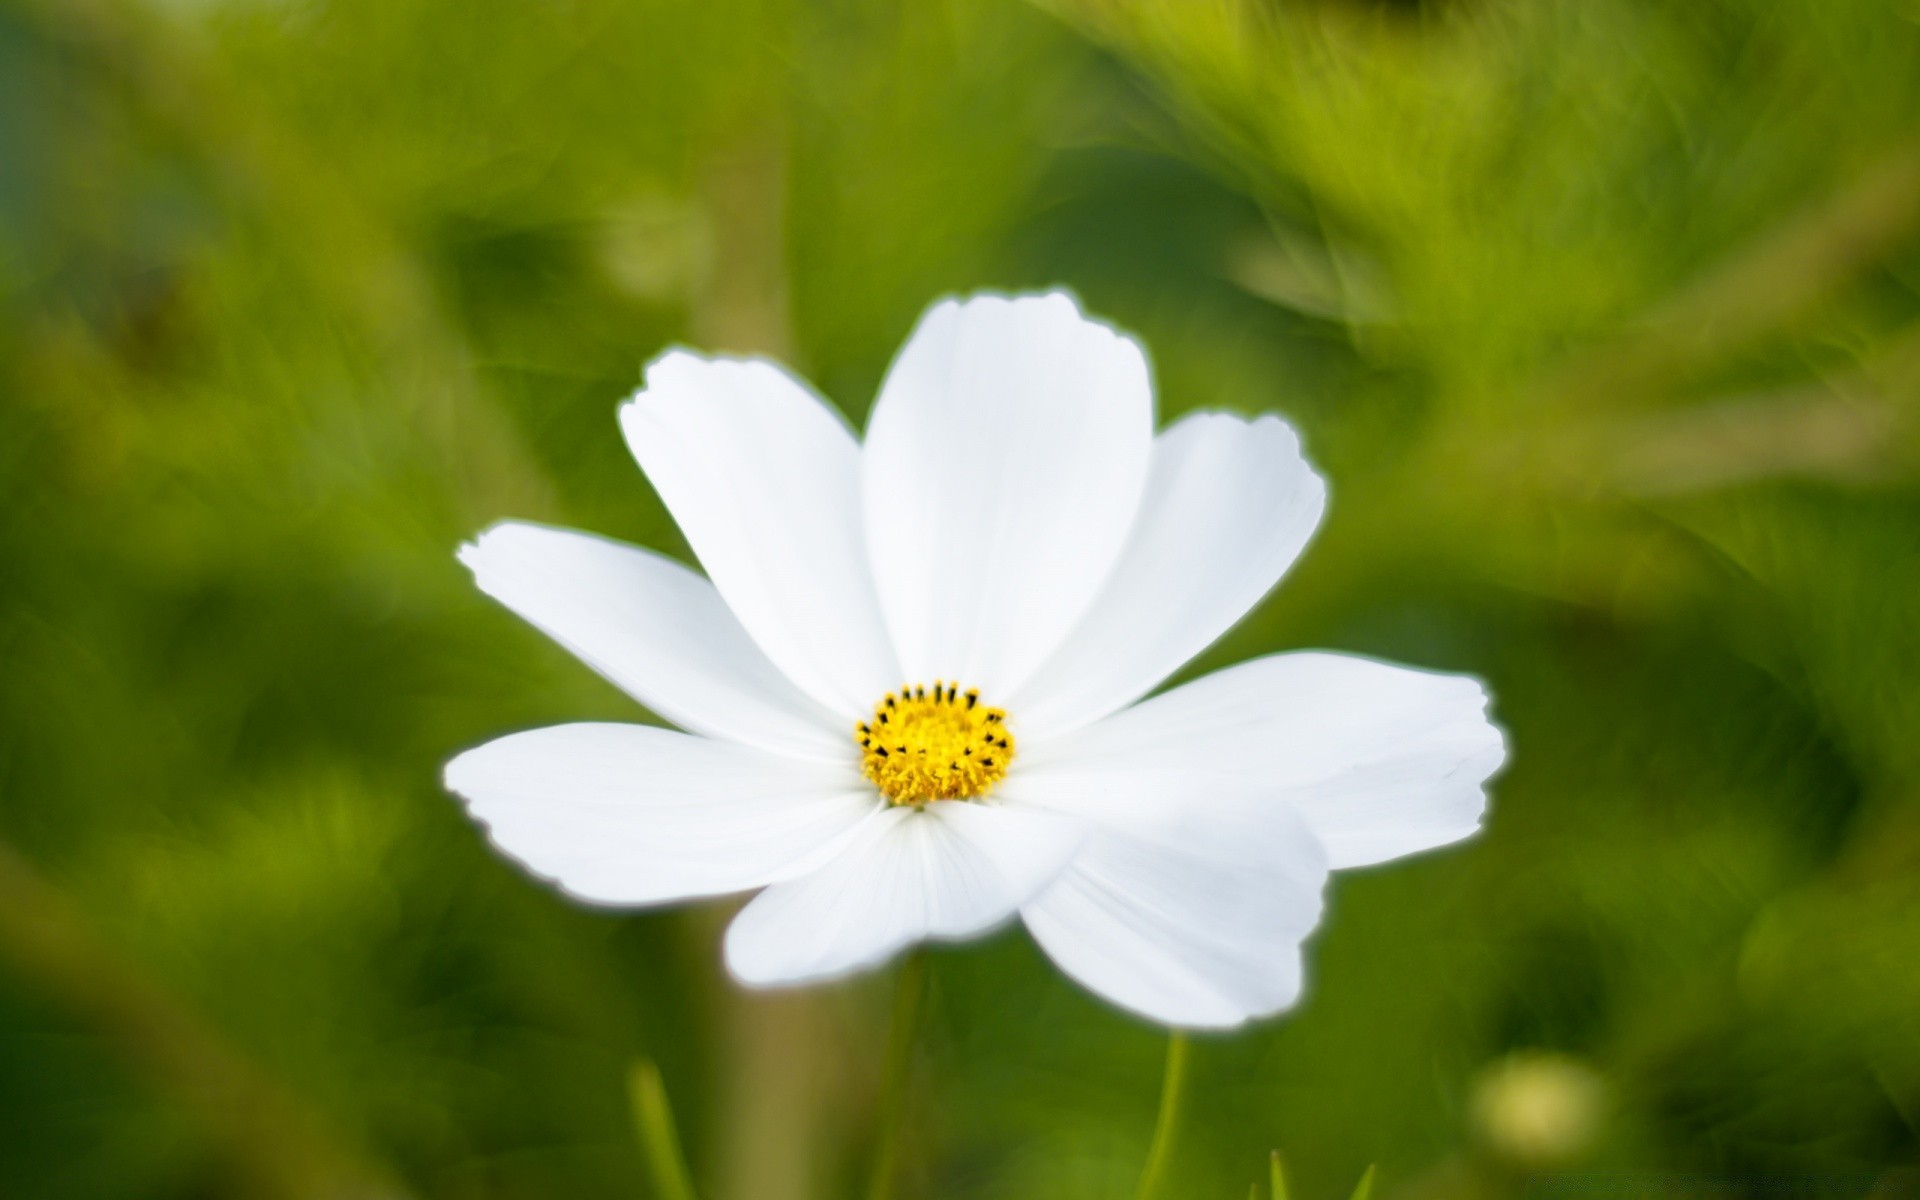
1015;810;1327;1030
862;292;1153;699
459;522;847;759
1019;651;1506;869
723;800;1085;987
997;704;1329;1028
444;723;880;907
620;351;900;718
1010;412;1326;739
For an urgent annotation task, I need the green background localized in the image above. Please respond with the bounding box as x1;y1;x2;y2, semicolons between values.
3;0;1919;1196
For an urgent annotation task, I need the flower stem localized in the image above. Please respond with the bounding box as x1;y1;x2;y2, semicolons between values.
629;1059;699;1200
865;947;930;1200
1133;1031;1193;1200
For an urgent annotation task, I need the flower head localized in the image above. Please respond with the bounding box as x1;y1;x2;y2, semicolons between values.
445;291;1505;1029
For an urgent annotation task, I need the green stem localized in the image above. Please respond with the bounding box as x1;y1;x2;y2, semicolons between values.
629;1059;699;1200
865;948;930;1200
1133;1031;1193;1200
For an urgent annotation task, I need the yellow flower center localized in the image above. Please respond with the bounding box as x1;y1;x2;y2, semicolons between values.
856;682;1014;806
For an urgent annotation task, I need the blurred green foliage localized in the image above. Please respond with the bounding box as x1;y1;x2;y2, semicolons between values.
3;0;1919;1196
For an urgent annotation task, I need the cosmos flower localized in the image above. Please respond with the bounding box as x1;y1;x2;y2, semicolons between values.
445;292;1504;1029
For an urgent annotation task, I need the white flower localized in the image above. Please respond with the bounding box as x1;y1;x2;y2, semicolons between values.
445;291;1505;1029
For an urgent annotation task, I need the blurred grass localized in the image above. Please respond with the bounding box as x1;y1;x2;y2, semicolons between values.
3;0;1919;1196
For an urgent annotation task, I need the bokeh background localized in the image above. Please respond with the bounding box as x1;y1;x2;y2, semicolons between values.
5;0;1920;1196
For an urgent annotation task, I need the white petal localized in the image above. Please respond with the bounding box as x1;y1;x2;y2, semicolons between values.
997;712;1329;1029
459;522;847;759
444;723;880;907
1020;652;1506;869
723;801;1086;987
862;292;1153;699
620;351;900;718
1017;811;1327;1030
1011;412;1326;738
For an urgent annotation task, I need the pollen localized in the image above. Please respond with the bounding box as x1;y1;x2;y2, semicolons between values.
856;682;1014;806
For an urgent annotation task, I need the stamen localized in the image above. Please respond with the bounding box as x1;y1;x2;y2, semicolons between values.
856;683;1015;806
